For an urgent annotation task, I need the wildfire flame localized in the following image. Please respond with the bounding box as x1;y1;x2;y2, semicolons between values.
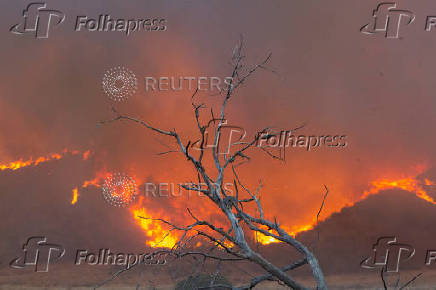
256;167;436;245
69;163;436;248
131;196;179;248
256;224;314;245
70;171;109;204
0;149;94;206
256;230;278;245
82;176;102;188
0;149;91;171
71;187;79;205
362;176;436;204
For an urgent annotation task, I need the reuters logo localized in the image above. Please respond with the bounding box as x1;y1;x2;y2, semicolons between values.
102;172;138;207
102;66;137;102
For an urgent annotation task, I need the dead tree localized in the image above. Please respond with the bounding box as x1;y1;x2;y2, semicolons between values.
100;38;328;290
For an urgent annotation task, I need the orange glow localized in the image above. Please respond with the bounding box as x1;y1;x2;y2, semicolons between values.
289;224;314;236
0;149;89;171
131;198;179;248
82;176;103;188
256;167;436;245
424;178;436;186
71;187;79;205
0;153;61;170
256;230;279;245
70;171;110;204
82;150;91;160
216;239;234;249
70;163;436;249
362;175;436;205
256;224;314;245
73;172;175;248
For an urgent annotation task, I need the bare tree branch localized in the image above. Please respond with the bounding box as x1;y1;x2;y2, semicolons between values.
98;40;328;290
399;272;423;289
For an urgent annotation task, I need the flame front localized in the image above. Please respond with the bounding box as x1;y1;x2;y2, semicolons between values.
72;172;180;249
0;153;62;170
131;197;179;249
68;164;436;248
362;175;436;204
256;166;436;245
0;149;90;171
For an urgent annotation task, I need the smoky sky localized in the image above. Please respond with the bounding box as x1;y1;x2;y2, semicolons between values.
2;0;436;261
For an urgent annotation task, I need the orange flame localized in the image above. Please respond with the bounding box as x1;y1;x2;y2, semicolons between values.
0;153;62;171
0;149;91;171
131;197;179;248
362;175;436;204
256;230;278;245
74;172;179;249
256;224;314;245
256;167;436;245
71;164;436;249
82;150;91;160
82;176;103;188
71;187;79;205
70;171;109;204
